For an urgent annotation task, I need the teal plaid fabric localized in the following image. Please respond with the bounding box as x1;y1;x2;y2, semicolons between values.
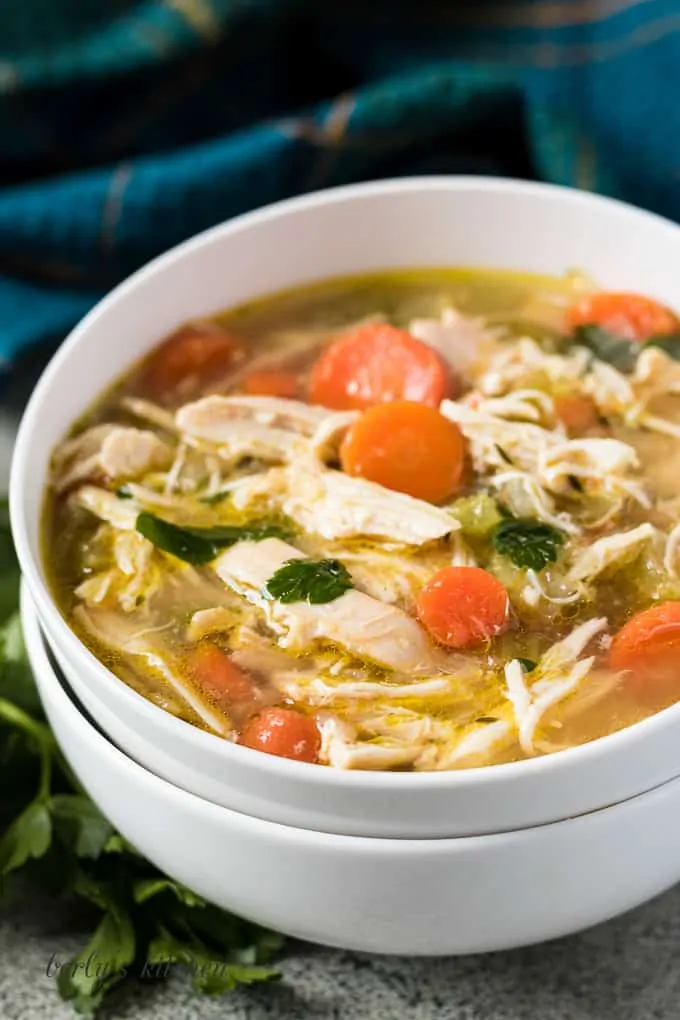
1;0;679;364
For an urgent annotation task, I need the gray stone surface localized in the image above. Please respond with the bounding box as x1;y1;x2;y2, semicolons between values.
4;882;680;1019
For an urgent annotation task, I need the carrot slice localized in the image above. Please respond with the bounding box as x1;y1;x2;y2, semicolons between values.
340;400;466;503
188;644;255;705
238;707;320;763
308;323;450;411
609;602;680;702
553;393;599;436
566;292;678;342
416;566;509;650
139;322;243;401
243;370;300;398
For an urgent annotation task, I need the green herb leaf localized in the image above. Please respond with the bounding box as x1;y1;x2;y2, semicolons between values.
133;877;207;908
50;795;115;859
642;333;680;360
147;929;280;996
517;657;537;673
136;512;291;565
571;324;637;372
491;518;565;572
0;800;52;876
265;558;353;604
0;497;283;1014
115;486;133;500
57;902;136;1014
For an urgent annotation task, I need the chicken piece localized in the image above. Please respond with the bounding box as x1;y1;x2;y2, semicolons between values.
229;463;459;546
213;537;441;673
176;394;330;440
568;524;657;582
52;426;173;493
537;437;649;508
318;716;422;770
302;543;441;608
504;617;608;754
353;706;448;745
490;471;580;536
278;675;453;705
408;307;503;379
477;337;590;397
464;389;558;427
440;399;560;475
121;397;179;433
583;349;680;439
277;465;459;545
426;720;514;770
71;486;138;530
186;607;240;642
75;606;231;736
309;410;360;463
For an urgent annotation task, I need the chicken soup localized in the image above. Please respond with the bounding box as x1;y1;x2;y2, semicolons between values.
44;269;680;770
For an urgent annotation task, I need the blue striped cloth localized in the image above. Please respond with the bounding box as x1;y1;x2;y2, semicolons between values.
1;0;679;366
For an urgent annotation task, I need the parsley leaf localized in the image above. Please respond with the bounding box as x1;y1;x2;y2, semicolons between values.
571;324;638;372
0;497;283;1014
517;657;537;673
642;334;680;360
265;558;353;604
491;517;565;572
136;512;291;565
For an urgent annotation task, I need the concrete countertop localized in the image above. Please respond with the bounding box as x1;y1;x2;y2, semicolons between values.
3;883;680;1020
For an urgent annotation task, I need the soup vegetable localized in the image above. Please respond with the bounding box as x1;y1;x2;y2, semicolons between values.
44;269;680;770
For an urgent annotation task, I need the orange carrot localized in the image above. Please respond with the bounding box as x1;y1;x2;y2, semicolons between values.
609;602;680;702
308;323;451;411
139;322;243;401
553;393;599;435
243;370;300;398
340;400;466;503
238;707;320;763
188;644;255;705
566;292;678;342
416;566;509;650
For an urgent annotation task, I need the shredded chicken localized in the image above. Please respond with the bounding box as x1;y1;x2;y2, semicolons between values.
568;524;657;582
504;618;608;754
52;426;173;492
409;307;503;378
318;716;421;770
213;537;446;673
75;607;231;736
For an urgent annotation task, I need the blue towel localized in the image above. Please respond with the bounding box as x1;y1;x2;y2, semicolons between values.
1;0;679;366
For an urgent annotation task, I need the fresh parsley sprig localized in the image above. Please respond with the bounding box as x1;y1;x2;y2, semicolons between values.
265;558;353;604
0;498;282;1015
491;517;565;572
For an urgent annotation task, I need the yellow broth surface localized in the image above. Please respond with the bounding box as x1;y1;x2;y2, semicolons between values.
43;268;680;770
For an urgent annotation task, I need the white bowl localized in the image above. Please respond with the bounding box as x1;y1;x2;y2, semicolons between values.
12;176;680;839
22;580;680;955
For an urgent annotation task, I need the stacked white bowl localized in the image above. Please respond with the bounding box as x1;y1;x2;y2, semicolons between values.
12;178;680;955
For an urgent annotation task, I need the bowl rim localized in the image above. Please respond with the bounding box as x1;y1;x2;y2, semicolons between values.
21;576;680;850
12;173;680;791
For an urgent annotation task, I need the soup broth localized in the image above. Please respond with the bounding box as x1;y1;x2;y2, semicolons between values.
44;268;680;770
